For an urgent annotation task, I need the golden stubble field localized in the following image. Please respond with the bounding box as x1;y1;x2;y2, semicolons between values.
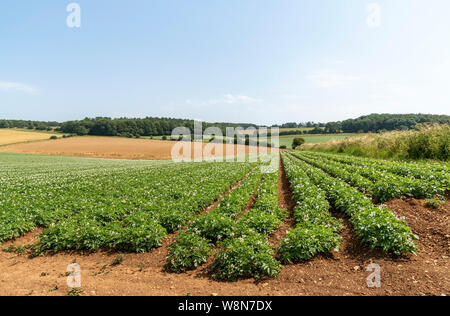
0;136;274;160
0;129;53;146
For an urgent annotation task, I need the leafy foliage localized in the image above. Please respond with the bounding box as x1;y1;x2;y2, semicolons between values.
0;153;256;253
167;230;214;273
277;154;343;262
295;151;445;202
424;196;446;209
284;152;418;255
212;232;281;281
278;225;341;263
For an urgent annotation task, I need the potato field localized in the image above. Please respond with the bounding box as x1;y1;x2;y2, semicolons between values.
0;151;448;295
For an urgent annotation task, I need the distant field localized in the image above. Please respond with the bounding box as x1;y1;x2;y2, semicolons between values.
0;136;272;160
278;127;315;133
148;133;358;148
278;134;360;147
0;129;56;146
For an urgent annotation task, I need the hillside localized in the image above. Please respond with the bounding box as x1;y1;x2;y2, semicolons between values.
302;124;450;161
2;113;449;137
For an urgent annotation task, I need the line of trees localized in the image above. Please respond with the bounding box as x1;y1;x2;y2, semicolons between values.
2;114;448;137
272;122;326;128
273;114;450;135
0;120;60;130
56;117;258;137
323;114;450;134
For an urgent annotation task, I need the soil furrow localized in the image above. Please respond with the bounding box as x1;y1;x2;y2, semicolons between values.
268;154;296;250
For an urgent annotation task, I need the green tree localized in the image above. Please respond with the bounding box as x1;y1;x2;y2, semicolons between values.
292;137;305;149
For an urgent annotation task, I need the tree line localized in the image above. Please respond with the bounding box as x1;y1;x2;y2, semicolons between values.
0;120;60;130
1;114;448;137
322;114;450;134
272;114;450;134
56;117;257;137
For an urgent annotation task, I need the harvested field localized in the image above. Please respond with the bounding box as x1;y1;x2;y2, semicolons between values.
0;136;271;160
0;129;54;146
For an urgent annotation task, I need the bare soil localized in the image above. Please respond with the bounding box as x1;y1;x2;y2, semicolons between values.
0;153;448;296
0;136;271;160
268;155;296;250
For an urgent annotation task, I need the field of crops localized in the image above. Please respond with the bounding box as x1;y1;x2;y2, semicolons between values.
0;129;55;146
279;134;359;147
0;150;448;289
0;153;258;251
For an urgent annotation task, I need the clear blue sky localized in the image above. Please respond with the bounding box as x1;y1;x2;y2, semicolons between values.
1;0;449;125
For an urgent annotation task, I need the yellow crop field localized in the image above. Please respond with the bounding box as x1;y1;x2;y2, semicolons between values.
0;129;53;146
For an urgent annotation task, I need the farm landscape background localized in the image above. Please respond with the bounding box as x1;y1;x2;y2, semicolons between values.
0;114;448;296
2;0;450;299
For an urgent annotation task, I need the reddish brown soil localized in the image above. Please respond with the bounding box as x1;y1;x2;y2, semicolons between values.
0;136;273;160
0;167;448;296
268;155;296;250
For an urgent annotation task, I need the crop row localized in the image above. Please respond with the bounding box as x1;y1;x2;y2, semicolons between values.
166;168;263;272
277;153;343;263
212;170;286;281
0;153;259;254
1;160;173;242
286;153;418;255
303;151;450;191
34;161;258;254
167;158;289;281
294;152;445;203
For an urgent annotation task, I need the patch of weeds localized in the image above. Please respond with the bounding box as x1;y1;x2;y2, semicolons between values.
67;288;83;296
425;195;446;209
111;254;125;266
2;245;28;255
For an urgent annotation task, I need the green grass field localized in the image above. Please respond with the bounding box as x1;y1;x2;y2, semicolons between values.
144;133;361;148
278;134;361;148
278;127;316;133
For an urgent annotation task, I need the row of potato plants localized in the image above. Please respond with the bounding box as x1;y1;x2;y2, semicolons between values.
277;153;343;263
212;170;287;281
305;151;450;191
286;153;418;255
0;153;258;253
166;168;264;273
1;155;172;242
294;152;445;203
167;164;289;281
35;161;258;254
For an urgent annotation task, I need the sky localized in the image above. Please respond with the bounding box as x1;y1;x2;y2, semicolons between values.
0;0;449;125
